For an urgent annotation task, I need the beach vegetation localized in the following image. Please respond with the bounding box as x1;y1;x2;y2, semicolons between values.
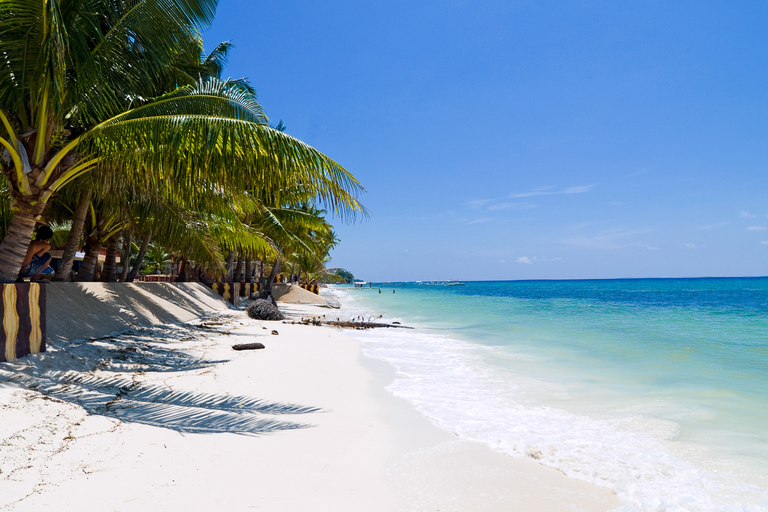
0;0;364;283
332;269;356;284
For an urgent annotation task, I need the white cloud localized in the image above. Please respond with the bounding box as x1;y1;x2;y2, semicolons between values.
513;256;561;264
747;226;767;231
684;243;706;249
761;241;768;245
487;201;537;211
636;243;660;251
467;217;493;225
510;184;594;199
741;210;756;218
563;185;593;194
465;199;495;209
499;259;506;264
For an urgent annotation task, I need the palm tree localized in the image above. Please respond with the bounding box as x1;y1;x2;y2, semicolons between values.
0;1;365;282
141;244;172;275
0;0;216;281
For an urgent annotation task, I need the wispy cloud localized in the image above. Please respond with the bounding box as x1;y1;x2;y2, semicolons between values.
510;184;594;198
740;210;756;218
563;185;594;194
636;243;660;251
464;197;538;213
465;199;495;209
762;241;768;245
487;201;537;211
684;243;707;249
467;217;493;225
748;226;767;231
697;222;728;230
515;256;562;264
627;168;649;177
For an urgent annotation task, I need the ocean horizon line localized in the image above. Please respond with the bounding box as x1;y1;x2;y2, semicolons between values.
360;275;768;284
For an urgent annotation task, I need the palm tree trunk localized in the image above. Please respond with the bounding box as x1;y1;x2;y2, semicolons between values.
99;235;120;282
75;240;102;282
126;232;151;282
0;210;37;282
52;186;92;282
244;257;252;282
265;257;281;293
233;252;244;282
175;258;186;282
120;229;132;282
224;251;235;281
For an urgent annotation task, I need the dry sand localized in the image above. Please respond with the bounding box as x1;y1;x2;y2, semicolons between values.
0;286;618;511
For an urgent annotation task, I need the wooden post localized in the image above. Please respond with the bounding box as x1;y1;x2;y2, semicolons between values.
0;283;46;363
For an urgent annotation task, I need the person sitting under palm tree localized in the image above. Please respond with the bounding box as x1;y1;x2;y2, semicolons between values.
19;226;55;281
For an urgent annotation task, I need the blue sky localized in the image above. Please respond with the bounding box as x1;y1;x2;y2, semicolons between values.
204;1;768;281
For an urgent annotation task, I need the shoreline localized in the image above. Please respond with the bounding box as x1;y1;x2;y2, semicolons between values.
0;286;618;511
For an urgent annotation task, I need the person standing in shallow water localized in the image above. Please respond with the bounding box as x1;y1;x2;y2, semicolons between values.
18;225;55;281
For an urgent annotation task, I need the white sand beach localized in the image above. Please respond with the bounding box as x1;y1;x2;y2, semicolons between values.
0;284;618;511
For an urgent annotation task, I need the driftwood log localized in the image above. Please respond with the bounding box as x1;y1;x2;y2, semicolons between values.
232;342;265;351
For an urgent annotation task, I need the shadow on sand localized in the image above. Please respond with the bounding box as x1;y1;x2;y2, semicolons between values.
2;322;322;436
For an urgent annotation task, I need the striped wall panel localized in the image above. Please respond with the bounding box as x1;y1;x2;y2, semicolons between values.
208;282;241;307
0;283;46;363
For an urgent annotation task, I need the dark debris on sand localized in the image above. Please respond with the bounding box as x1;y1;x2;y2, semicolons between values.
246;299;285;321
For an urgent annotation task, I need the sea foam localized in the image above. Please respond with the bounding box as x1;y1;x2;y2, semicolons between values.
331;285;768;512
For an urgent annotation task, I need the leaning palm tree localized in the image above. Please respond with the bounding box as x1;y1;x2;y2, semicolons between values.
0;1;365;282
0;0;217;281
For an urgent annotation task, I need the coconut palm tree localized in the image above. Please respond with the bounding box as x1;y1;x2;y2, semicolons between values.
0;1;365;282
0;0;219;281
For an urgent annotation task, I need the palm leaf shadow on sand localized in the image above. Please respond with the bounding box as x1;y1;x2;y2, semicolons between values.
11;372;320;435
4;322;324;435
90;340;230;373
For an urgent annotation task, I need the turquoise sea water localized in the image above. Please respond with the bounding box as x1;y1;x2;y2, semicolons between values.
333;278;768;511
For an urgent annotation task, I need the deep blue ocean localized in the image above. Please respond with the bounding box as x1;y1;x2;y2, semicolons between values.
333;278;768;511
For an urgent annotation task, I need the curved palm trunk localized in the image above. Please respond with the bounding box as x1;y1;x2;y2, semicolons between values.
99;235;120;282
233;253;244;282
0;211;37;282
52;186;92;282
126;232;151;282
265;257;281;293
75;240;102;282
120;229;132;282
224;251;235;282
